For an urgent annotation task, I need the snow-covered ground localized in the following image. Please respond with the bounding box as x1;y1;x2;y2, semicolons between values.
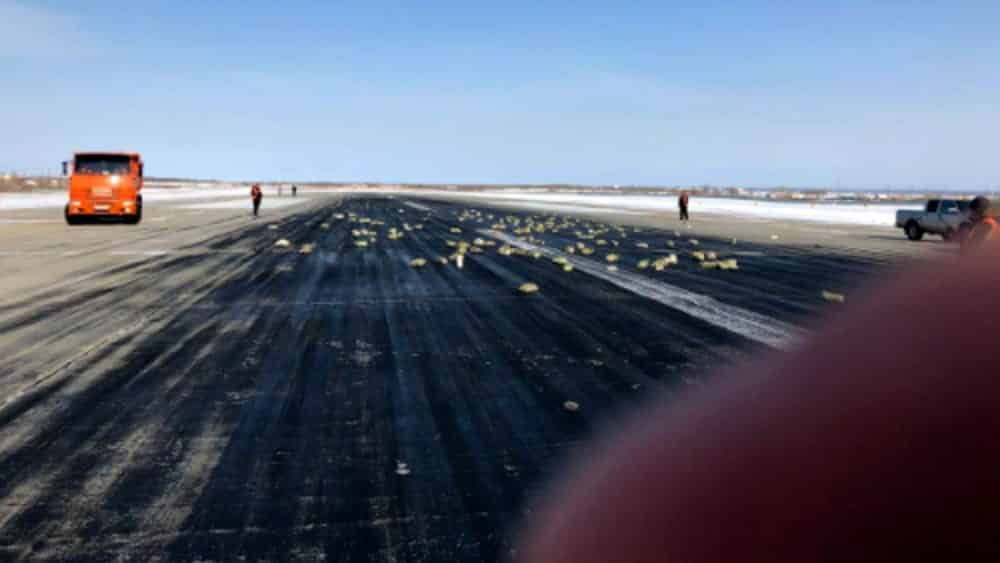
174;197;307;210
694;197;918;226
1;191;74;210
2;186;922;227
413;191;920;227
0;187;254;210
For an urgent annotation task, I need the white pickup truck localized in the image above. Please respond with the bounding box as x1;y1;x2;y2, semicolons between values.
895;199;971;241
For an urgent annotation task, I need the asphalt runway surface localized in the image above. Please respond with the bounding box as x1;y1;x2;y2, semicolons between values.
0;193;946;561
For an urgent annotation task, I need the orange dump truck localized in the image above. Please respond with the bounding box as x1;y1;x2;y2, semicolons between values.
63;152;144;225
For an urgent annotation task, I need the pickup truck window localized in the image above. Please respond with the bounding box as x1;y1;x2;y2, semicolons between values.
941;201;959;213
927;201;939;213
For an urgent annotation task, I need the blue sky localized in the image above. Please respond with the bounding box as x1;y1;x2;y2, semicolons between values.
2;0;998;189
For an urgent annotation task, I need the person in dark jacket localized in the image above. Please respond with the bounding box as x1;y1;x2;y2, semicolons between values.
678;191;690;222
251;183;263;217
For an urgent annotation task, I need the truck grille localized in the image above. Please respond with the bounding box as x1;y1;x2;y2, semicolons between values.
91;187;114;199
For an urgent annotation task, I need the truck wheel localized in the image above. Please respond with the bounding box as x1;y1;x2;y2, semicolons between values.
125;202;142;225
905;221;924;241
942;229;955;242
65;205;79;226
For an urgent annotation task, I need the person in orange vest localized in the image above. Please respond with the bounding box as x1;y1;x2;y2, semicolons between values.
678;190;690;223
961;196;998;255
250;183;263;218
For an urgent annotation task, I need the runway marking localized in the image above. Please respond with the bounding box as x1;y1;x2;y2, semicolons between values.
482;229;805;349
404;201;431;211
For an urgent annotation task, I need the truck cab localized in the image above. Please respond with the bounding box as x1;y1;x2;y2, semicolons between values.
63;152;144;225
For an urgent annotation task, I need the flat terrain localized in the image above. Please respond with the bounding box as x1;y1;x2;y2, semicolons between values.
0;194;948;561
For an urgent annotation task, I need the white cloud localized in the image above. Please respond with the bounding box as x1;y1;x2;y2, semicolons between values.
0;2;102;58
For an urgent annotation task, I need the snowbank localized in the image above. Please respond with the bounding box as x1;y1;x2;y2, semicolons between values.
0;192;67;210
2;185;922;227
691;197;918;226
0;187;256;210
421;191;920;227
174;198;308;210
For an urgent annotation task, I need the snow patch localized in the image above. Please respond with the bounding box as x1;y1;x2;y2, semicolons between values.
440;192;920;227
3;185;924;227
0;187;277;210
173;198;307;210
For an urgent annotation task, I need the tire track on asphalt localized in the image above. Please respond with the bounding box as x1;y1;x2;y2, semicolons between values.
0;198;330;315
0;203;339;560
0;199;335;375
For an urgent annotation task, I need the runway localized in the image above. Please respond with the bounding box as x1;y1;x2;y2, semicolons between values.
0;193;941;561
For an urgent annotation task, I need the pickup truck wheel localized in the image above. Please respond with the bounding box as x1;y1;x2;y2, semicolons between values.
942;229;954;242
905;221;924;241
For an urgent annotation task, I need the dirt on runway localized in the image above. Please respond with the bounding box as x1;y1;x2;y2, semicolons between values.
0;194;941;561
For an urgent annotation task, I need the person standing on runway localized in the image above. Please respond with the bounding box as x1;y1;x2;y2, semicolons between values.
251;183;263;218
678;190;690;223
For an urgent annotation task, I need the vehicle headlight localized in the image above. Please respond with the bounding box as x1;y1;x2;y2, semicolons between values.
110;175;120;185
123;200;133;206
71;200;81;206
